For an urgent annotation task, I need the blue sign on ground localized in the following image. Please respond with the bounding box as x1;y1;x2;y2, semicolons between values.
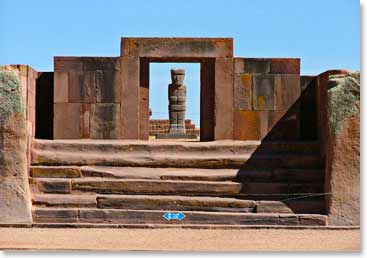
163;212;185;221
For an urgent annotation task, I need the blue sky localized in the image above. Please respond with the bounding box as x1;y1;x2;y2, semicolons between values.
0;0;360;125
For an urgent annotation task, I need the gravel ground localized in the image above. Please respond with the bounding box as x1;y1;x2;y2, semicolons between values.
0;228;360;251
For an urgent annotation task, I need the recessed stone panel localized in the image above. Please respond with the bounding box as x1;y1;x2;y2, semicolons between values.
90;103;120;139
253;75;276;110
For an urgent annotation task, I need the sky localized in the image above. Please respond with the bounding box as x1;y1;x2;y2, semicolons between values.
0;0;360;125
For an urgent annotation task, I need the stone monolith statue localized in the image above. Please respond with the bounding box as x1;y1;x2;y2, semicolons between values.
168;69;186;134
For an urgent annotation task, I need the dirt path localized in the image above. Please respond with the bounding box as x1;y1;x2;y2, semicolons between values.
0;228;359;251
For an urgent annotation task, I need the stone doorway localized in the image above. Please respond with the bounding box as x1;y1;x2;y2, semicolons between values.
148;63;200;140
139;58;215;141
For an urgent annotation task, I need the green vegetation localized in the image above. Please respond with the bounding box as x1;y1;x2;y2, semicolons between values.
328;72;360;134
0;70;24;125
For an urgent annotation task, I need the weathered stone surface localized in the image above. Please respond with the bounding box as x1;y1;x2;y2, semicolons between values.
33;208;78;223
90;104;120;139
79;209;280;225
33;194;97;208
233;111;267;140
120;57;139;139
82;57;120;71
242;183;288;195
68;71;95;103
95;70;121;103
298;214;328;226
275;75;301;111
245;58;271;74
256;201;293;213
54;72;68;103
121;37;233;58
325;72;360;226
97;195;256;212
253;75;276;110
234;74;252;110
272;169;324;183
80;104;91;138
54;103;81;139
270;58;300;74
214;58;234;139
37;179;71;193
31;166;82;178
72;179;242;195
54;57;83;72
0;68;32;223
81;166;238;181
278;214;299;225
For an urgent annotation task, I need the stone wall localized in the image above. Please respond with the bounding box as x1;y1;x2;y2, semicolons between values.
149;119;200;137
232;58;301;140
0;65;36;223
53;57;121;139
321;71;360;226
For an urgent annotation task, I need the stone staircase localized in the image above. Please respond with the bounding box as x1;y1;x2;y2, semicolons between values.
29;139;327;226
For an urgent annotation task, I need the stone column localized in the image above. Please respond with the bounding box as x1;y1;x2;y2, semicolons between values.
0;67;32;224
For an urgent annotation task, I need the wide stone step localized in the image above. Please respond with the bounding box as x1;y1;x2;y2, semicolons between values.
30;166;324;183
32;207;328;226
32;139;320;155
32;193;325;214
31;149;322;169
31;178;324;196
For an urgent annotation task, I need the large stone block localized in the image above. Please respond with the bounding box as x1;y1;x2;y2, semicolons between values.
214;58;234;139
95;70;121;103
82;57;120;71
120;57;140;139
80;104;91;138
234;58;271;74
90;104;120;139
234;74;252;110
54;103;81;139
54;57;83;72
276;75;301;111
0;68;32;224
121;37;233;58
233;111;267;140
325;72;360;226
68;71;96;103
253;74;276;110
270;58;300;74
54;72;68;103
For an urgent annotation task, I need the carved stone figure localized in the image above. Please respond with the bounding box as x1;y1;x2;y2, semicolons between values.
168;69;186;134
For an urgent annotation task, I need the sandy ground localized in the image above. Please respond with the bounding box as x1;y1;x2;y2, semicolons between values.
0;228;360;252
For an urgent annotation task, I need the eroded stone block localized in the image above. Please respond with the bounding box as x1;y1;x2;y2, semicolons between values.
270;58;300;74
276;75;301;111
54;72;68;103
90;104;120;139
54;103;81;139
253;75;276;110
234;74;252;110
95;70;121;103
54;57;83;72
68;71;95;103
